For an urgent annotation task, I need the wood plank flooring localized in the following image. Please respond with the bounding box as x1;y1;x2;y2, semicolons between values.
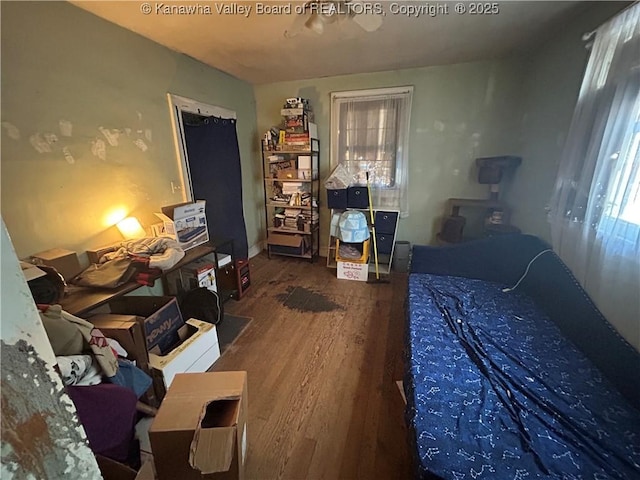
211;254;413;480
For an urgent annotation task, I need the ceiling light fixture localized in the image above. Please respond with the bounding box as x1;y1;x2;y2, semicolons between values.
305;14;325;35
284;0;383;39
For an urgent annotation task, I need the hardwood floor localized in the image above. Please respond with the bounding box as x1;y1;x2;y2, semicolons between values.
211;253;413;480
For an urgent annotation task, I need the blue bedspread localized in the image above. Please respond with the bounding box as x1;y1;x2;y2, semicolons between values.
406;273;640;479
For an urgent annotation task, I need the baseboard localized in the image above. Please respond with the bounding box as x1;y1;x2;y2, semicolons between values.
250;240;329;260
396;380;406;405
248;242;262;259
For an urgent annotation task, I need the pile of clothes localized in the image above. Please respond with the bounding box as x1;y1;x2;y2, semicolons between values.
39;304;152;464
73;237;185;289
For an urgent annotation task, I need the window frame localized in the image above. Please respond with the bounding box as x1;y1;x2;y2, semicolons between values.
330;86;413;192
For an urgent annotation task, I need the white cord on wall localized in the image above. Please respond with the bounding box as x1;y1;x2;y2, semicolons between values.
502;249;553;293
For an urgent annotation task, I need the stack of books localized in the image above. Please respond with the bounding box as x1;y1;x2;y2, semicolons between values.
280;97;316;151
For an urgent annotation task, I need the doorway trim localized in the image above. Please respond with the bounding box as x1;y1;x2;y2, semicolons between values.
167;93;237;201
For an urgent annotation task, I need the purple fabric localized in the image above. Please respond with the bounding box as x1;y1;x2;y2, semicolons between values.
66;383;138;462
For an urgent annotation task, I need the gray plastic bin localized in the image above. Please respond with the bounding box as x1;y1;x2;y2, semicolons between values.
392;241;411;272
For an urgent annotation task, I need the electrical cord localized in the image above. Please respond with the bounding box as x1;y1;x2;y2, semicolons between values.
502;249;553;293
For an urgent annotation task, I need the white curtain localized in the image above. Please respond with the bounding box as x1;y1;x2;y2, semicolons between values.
331;88;412;216
549;3;640;349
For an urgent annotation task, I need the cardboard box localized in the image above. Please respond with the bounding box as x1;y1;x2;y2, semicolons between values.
337;261;369;282
108;296;185;355
276;169;299;180
135;459;157;480
96;454;138;480
86;243;121;264
149;319;221;390
267;233;307;256
88;314;150;371
88;313;160;406
165;257;217;296
30;247;81;280
149;371;248;480
155;201;209;250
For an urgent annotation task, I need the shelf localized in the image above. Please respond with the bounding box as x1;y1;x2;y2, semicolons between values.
263;149;319;154
447;198;507;216
265;203;314;209
268;226;318;234
447;198;505;207
264;177;317;182
268;250;316;260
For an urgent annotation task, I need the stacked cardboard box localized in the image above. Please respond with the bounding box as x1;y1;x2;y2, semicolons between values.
149;371;248;480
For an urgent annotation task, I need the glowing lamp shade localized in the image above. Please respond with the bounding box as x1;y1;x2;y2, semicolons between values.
116;217;146;239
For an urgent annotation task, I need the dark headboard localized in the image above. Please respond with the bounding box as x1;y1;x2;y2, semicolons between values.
411;234;640;410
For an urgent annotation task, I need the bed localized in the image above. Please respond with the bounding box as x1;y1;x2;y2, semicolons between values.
405;234;640;479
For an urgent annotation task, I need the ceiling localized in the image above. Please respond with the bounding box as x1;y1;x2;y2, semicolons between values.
71;1;590;84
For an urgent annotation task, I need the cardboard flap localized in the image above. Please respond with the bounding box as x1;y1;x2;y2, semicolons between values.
154;212;172;223
189;398;240;474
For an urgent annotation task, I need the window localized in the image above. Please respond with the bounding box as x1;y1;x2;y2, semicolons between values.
331;87;413;215
605;118;640;226
548;3;639;347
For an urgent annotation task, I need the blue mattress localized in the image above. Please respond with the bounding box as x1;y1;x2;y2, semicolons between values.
406;273;640;479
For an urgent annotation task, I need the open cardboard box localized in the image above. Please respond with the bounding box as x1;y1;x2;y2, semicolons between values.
155;200;209;250
149;319;220;391
149;371;248;480
108;296;185;356
97;454;157;480
88;313;160;405
267;233;308;256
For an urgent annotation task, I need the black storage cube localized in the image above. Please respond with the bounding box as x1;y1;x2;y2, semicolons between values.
327;189;347;209
347;186;369;209
375;233;394;254
374;211;398;234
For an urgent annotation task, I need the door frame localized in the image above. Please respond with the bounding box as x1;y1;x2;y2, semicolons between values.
167;93;237;201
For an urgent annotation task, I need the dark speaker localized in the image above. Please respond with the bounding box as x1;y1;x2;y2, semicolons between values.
440;215;466;243
476;156;522;184
478;165;503;184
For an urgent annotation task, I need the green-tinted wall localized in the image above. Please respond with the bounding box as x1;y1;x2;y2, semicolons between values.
1;1;261;261
1;0;627;272
255;59;527;253
254;3;627;256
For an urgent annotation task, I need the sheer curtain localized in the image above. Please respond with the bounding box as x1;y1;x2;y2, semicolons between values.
548;3;640;349
331;87;413;216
